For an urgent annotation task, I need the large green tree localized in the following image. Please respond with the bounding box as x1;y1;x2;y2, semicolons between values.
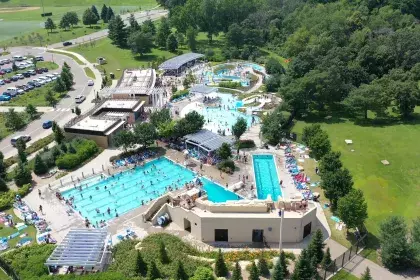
261;108;286;145
44;18;56;33
150;108;171;127
190;267;215;280
82;8;99;27
291;249;315;280
52;121;65;144
360;267;373;280
33;154;48;175
156;18;171;48
308;229;325;264
113;130;135;152
232;261;243;280
174;260;188;280
100;4;109;22
0;152;6;179
16;138;27;163
134;123;158;149
249;261;259;280
186;26;198;51
25;104;38;120
5;108;25;131
166;33;178;52
319;151;342;175
232;117;247;141
14;161;32;187
127;31;153;56
322;168;353;208
214;248;228;277
337;189;368;230
108;15;128;48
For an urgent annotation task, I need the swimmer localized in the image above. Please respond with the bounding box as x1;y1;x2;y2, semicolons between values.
89;195;92;200
104;186;107;190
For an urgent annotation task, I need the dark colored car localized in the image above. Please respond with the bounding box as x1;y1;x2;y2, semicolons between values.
23;72;31;78
63;41;73;46
4;68;12;73
42;120;53;129
10;76;19;82
41;68;48;72
34;82;42;87
26;84;34;90
36;68;44;74
0;70;5;75
4;78;11;83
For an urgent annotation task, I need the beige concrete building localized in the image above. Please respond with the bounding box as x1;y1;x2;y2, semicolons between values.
143;193;317;244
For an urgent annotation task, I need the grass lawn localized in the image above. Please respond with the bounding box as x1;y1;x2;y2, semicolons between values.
0;209;37;251
2;84;65;107
0;112;31;139
0;0;157;7
0;269;9;280
48;50;84;65
291;107;420;263
83;67;95;79
330;270;360;280
259;47;289;68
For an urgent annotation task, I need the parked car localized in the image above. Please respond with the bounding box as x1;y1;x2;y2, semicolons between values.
23;72;31;78
4;78;11;83
36;68;44;74
16;89;24;95
63;41;73;46
87;80;94;86
41;68;48;72
16;74;24;79
11;135;31;147
75;95;86;104
42;120;53;129
28;69;36;75
10;76;19;82
0;95;11;101
26;84;34;90
3;59;10;64
35;56;44;61
0;80;4;85
3;91;16;97
0;70;5;75
4;68;12;73
0;60;4;66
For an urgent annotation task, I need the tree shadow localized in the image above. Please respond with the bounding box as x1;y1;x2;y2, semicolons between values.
134;54;158;62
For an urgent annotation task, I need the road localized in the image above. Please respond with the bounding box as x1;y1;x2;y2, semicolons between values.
48;9;168;49
0;47;91;159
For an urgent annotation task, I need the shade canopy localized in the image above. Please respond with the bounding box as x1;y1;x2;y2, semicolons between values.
190;84;216;94
159;53;204;70
45;228;110;268
184;129;234;152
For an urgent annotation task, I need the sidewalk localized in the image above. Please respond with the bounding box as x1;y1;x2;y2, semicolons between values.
0;106;53;113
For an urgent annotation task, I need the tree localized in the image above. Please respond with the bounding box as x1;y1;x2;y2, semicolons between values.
186;26;198;51
100;4;108;22
67;11;79;27
249;261;260;280
59;14;71;30
232;117;247;141
108;15;128;48
214;248;228;277
142;19;156;36
16;138;27;163
272;257;284;280
113;130;135;152
44;18;56;33
135;251;147;276
75;106;81;116
45;89;57;107
392;81;418;118
106;7;115;21
174;260;188;280
54;77;66;92
360;267;372;280
320;248;332;270
302;124;322;146
190;267;215;280
156;18;171;48
33;154;48;175
61;71;73;90
308;229;324;264
379;216;412;270
12;62;18;72
261;108;286;145
217;143;232;160
319;151;342;174
291;249;314;280
68;144;76;154
83;8;99;27
0;152;6;179
0;178;8;193
26;104;38;120
134;123;158;149
226;23;244;48
159;241;169;264
91;5;100;20
337;189;368;230
412;217;420;244
232;261;243;280
52;122;65;144
150;108;171;127
166;33;178;52
258;255;270;276
176;32;185;46
344;83;387;119
181;110;204;134
14;161;32;187
60;142;67;153
128;31;154;56
128;13;140;32
158;120;176;138
322;168;353;208
265;57;285;75
279;251;289;278
146;260;161;280
307;129;331;160
5;108;25;130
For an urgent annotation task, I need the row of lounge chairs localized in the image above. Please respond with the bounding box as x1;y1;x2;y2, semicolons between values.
112;150;157;167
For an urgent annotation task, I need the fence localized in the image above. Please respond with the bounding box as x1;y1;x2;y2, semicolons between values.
317;230;368;280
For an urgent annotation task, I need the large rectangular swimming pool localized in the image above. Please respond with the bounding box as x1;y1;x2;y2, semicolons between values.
62;157;240;224
253;154;282;201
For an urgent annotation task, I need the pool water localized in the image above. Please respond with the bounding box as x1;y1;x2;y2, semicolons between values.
61;157;240;224
199;92;256;135
253;154;282;201
244;63;265;72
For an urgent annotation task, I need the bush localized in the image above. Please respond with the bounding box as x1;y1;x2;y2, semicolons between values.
33;154;49;175
170;90;189;101
55;153;80;170
0;183;31;211
218;81;241;89
236;139;256;149
217;159;235;174
55;139;99;170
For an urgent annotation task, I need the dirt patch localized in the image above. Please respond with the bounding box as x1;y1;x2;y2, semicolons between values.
0;7;40;13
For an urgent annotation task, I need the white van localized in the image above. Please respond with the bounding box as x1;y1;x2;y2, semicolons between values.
13;55;23;61
6;87;18;93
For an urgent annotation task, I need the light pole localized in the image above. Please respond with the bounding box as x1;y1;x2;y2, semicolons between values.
279;208;284;252
40;0;45;16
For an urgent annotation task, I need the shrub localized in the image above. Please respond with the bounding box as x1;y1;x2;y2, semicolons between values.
33;154;49;175
55;153;80;170
26;134;54;155
170;90;189;101
55;139;99;170
217;159;235;174
236;139;255;149
0;183;31;211
218;81;241;89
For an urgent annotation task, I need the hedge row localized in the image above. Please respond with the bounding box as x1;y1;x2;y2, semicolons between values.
218;81;242;89
170;90;189;101
55;139;99;170
0;183;31;211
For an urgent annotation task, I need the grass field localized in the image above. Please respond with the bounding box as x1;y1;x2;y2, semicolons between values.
0;111;31;139
0;209;37;251
291;108;420;262
0;269;9;280
83;67;95;79
0;0;157;7
330;270;360;280
48;50;84;65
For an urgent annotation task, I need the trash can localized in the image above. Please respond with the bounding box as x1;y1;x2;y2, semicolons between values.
110;72;115;79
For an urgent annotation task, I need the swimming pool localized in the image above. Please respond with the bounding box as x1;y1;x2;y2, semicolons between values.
198;92;256;135
244;63;266;72
252;154;282;201
61;157;240;224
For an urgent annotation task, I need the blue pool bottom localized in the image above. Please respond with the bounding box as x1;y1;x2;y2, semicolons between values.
253;154;282;200
62;157;240;224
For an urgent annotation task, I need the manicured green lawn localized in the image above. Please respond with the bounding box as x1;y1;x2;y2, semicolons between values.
83;67;95;79
0;0;157;7
0;269;9;280
291;107;420;262
48;50;84;65
259;47;289;68
0;112;31;139
330;270;360;280
0;209;37;251
2;84;64;107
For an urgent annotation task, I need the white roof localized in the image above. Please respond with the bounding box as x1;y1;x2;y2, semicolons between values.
70;116;121;133
100;99;140;110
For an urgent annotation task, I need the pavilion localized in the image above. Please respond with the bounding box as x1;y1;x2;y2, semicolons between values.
184;129;234;153
159;53;204;76
45;228;111;274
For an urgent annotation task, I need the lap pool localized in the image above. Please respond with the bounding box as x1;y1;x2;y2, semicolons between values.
61;157;240;224
252;154;282;201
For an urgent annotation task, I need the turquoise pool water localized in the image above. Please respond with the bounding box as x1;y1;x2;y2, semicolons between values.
253;154;282;201
244;63;265;72
198;92;256;135
61;157;240;224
